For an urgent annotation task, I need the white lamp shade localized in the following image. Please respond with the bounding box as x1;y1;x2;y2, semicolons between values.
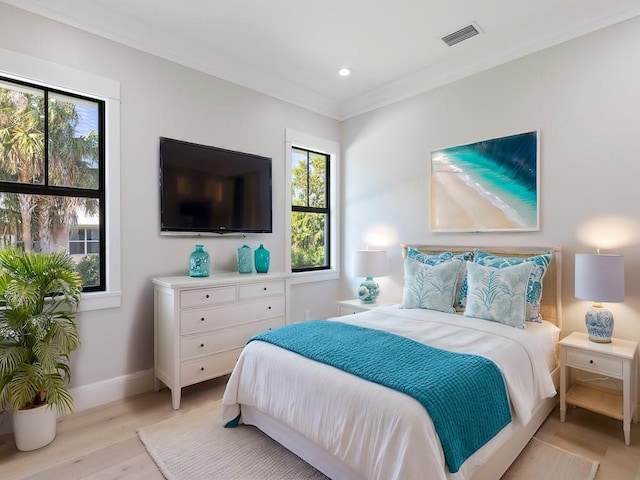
353;250;387;278
575;253;624;303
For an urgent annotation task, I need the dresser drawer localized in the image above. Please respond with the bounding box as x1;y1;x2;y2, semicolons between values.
180;296;286;335
180;286;237;308
180;348;242;386
239;280;285;300
566;349;624;377
180;317;284;360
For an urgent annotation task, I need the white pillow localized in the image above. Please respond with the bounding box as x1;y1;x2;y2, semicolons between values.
464;261;533;328
401;258;462;313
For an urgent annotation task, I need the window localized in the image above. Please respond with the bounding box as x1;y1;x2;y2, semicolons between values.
286;129;340;283
291;147;330;271
69;227;100;255
0;76;105;292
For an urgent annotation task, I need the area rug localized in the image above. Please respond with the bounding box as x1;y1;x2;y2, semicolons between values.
502;437;598;479
137;401;327;480
138;401;598;480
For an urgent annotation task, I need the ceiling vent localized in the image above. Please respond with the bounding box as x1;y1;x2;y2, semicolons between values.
441;23;481;47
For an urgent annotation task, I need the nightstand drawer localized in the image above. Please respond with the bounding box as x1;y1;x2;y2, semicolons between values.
339;306;361;315
566;349;623;377
336;299;395;316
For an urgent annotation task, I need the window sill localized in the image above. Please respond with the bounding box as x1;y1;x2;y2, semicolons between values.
291;269;339;285
79;291;122;312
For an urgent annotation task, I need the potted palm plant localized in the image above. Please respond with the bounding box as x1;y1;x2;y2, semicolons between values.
0;248;82;451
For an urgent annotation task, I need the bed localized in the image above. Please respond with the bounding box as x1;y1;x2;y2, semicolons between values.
222;245;563;480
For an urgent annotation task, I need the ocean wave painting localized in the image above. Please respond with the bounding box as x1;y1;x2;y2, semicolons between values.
430;131;539;232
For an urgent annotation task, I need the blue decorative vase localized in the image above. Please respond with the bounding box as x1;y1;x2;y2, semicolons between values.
358;277;380;304
585;304;614;343
189;244;210;277
237;245;253;273
254;244;270;273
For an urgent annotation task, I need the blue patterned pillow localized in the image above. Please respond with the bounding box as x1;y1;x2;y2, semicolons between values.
401;258;463;313
457;250;552;322
407;248;454;265
407;249;473;312
473;250;552;322
464;262;533;328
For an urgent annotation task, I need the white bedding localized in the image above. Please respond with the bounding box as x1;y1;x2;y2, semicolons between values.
222;306;559;480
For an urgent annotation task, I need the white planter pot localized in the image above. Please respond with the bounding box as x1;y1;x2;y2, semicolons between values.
12;404;57;451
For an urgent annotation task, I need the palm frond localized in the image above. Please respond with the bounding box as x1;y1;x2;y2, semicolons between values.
6;363;42;411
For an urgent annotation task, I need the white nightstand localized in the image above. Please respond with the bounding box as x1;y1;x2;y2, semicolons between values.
336;299;395;316
560;331;638;445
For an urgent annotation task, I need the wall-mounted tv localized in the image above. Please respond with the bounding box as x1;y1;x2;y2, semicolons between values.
159;137;272;235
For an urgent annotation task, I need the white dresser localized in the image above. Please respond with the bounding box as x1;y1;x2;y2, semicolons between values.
153;272;290;409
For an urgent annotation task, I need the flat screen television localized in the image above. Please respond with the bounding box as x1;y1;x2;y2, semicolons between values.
159;137;272;235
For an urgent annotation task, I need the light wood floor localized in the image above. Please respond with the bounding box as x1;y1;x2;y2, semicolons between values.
1;377;639;479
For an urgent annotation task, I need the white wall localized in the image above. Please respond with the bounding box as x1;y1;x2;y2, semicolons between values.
341;15;640;343
0;3;340;404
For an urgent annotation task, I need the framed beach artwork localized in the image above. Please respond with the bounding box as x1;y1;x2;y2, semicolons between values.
429;131;539;232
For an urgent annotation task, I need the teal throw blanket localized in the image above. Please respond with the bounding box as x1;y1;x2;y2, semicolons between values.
235;320;512;473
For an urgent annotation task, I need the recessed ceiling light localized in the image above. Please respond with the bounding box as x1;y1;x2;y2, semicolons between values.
337;67;352;77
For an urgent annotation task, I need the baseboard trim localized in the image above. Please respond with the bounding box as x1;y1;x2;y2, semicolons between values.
0;369;155;437
70;368;155;412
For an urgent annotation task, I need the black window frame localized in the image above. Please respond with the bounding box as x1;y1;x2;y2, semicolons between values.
291;146;331;273
69;227;100;256
0;75;106;292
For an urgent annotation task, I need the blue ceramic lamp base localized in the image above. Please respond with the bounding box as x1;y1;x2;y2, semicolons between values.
585;303;614;343
358;277;380;304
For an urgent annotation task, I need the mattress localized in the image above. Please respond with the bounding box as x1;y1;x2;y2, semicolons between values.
222;306;559;479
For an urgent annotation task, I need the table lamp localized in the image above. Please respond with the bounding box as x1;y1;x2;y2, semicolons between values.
354;250;387;304
574;253;624;343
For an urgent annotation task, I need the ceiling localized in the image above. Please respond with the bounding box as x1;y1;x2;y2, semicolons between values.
4;0;640;119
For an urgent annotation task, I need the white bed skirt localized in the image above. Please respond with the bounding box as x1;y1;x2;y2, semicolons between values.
242;405;364;480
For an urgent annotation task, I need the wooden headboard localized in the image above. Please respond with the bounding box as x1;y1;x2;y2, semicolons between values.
400;244;562;328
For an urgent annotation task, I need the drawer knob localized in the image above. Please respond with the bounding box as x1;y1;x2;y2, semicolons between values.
200;367;205;371
200;343;204;348
589;359;594;364
205;294;210;299
200;317;205;322
263;287;267;291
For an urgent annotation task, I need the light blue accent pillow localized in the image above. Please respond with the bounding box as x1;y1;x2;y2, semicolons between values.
401;258;463;313
473;250;552;322
464;261;534;328
407;248;473;312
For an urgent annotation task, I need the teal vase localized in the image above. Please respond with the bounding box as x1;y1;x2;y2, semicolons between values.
189;244;210;277
237;245;253;273
254;244;270;273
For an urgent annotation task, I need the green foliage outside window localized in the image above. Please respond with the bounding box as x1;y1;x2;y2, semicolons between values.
76;254;100;287
291;211;326;269
291;148;329;270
